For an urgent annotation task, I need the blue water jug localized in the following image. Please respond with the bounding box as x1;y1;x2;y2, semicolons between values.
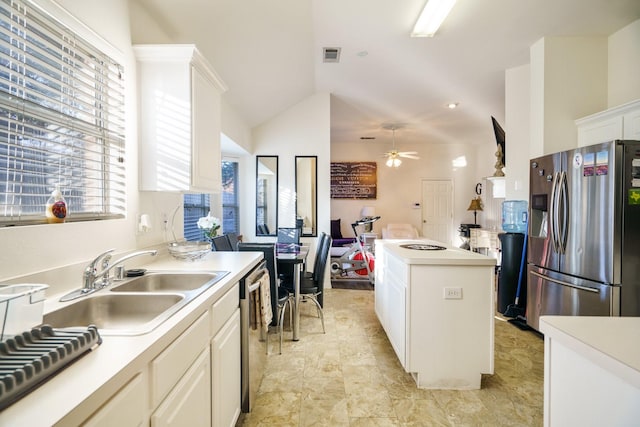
502;200;528;233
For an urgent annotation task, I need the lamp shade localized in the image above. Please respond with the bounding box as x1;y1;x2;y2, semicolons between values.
467;198;483;211
361;206;376;217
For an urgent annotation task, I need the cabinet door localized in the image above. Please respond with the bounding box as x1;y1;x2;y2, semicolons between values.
191;65;222;192
624;109;640;140
211;308;241;427
387;273;406;367
577;116;623;147
151;348;211;427
83;373;146;427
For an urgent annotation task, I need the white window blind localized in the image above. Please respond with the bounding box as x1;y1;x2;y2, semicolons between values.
0;0;125;225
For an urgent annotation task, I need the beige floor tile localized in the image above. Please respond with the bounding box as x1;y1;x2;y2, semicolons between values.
237;288;543;427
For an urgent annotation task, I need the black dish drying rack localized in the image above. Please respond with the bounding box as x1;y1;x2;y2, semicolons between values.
0;325;102;410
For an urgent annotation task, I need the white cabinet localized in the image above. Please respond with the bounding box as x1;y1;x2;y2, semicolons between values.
375;247;407;365
374;242;495;390
151;312;210;407
151;348;211;427
576;99;640;146
83;374;146;427
82;285;241;427
540;317;640;427
134;44;227;192
211;309;241;427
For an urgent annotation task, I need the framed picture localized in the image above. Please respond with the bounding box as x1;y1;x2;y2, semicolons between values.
330;162;377;199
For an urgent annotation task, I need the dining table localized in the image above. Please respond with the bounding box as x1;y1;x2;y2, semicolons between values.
275;244;309;341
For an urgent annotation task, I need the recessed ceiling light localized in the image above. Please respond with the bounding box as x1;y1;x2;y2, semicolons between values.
447;102;459;109
357;51;368;57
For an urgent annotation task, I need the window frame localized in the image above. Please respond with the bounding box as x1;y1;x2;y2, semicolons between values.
0;0;126;226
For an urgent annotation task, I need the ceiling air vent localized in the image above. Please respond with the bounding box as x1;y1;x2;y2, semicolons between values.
323;47;341;63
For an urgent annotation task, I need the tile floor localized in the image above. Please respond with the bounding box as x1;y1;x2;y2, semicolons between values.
238;288;544;426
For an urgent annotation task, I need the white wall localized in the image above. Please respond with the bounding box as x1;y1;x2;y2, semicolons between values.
505;64;531;201
243;93;331;246
330;139;488;245
530;37;608;156
608;19;640;108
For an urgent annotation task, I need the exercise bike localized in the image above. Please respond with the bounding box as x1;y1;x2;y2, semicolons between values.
330;216;380;284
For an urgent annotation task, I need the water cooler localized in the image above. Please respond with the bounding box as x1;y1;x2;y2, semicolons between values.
497;201;528;315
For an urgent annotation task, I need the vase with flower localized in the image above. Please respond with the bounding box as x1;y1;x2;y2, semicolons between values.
197;212;221;242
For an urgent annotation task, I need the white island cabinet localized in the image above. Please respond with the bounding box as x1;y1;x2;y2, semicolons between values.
375;240;496;389
134;44;228;193
540;316;640;427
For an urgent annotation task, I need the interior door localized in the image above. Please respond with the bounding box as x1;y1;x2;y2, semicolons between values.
421;179;453;244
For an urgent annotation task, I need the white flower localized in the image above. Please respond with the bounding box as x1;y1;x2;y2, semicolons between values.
197;212;221;239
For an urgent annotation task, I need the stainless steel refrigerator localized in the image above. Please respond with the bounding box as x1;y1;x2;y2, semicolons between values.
527;140;640;331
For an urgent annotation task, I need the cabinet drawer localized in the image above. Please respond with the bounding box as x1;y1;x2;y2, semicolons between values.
211;283;239;337
151;312;209;407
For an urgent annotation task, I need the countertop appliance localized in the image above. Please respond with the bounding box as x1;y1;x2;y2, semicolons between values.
238;259;268;413
527;140;640;331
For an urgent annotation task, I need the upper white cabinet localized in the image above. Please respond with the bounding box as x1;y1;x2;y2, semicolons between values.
576;99;640;146
134;45;227;192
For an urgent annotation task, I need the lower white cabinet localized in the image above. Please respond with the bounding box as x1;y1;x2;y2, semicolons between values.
81;284;242;427
375;242;495;390
151;348;211;427
211;308;241;427
83;374;146;427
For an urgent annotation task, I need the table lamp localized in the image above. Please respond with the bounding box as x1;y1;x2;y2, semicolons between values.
467;197;483;225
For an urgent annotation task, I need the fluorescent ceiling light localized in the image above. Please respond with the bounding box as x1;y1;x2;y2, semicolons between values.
411;0;457;37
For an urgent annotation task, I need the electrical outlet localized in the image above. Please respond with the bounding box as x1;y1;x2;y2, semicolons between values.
443;287;462;299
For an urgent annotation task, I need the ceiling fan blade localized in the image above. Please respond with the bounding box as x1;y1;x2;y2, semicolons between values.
397;151;418;155
400;153;420;159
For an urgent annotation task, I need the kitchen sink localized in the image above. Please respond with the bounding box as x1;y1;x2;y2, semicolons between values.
43;271;230;335
110;271;228;293
42;293;186;335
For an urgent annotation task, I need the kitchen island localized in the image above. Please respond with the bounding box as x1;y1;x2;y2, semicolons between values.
539;316;640;427
374;239;496;389
0;249;261;427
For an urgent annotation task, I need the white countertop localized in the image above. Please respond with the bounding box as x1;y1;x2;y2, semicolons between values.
0;251;262;427
540;316;640;389
376;239;496;266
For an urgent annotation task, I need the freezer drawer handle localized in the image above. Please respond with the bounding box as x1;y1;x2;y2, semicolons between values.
530;271;600;294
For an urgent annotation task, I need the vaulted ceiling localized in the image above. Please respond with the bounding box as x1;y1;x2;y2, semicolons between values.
130;0;640;149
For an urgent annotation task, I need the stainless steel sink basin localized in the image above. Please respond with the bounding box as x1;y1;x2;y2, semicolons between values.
43;293;185;335
43;270;230;336
110;271;227;293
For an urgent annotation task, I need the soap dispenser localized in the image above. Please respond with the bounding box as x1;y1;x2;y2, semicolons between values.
45;186;67;223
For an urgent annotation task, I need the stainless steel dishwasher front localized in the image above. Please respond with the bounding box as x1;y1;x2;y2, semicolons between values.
239;260;268;413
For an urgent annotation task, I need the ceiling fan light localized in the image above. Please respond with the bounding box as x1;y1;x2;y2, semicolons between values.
411;0;457;38
387;157;402;168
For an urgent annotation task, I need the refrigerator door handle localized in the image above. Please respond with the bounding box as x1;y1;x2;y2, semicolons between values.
559;171;569;254
549;172;560;252
530;271;600;294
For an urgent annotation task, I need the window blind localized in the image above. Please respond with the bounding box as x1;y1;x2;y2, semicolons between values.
0;0;125;225
184;193;210;241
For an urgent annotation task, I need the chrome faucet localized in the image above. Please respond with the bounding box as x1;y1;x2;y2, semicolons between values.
82;249;115;290
82;249;158;290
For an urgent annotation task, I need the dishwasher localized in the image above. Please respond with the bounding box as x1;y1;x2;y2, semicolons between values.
239;260;268;413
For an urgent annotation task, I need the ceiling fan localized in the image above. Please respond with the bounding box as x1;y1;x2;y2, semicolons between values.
383;126;419;167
